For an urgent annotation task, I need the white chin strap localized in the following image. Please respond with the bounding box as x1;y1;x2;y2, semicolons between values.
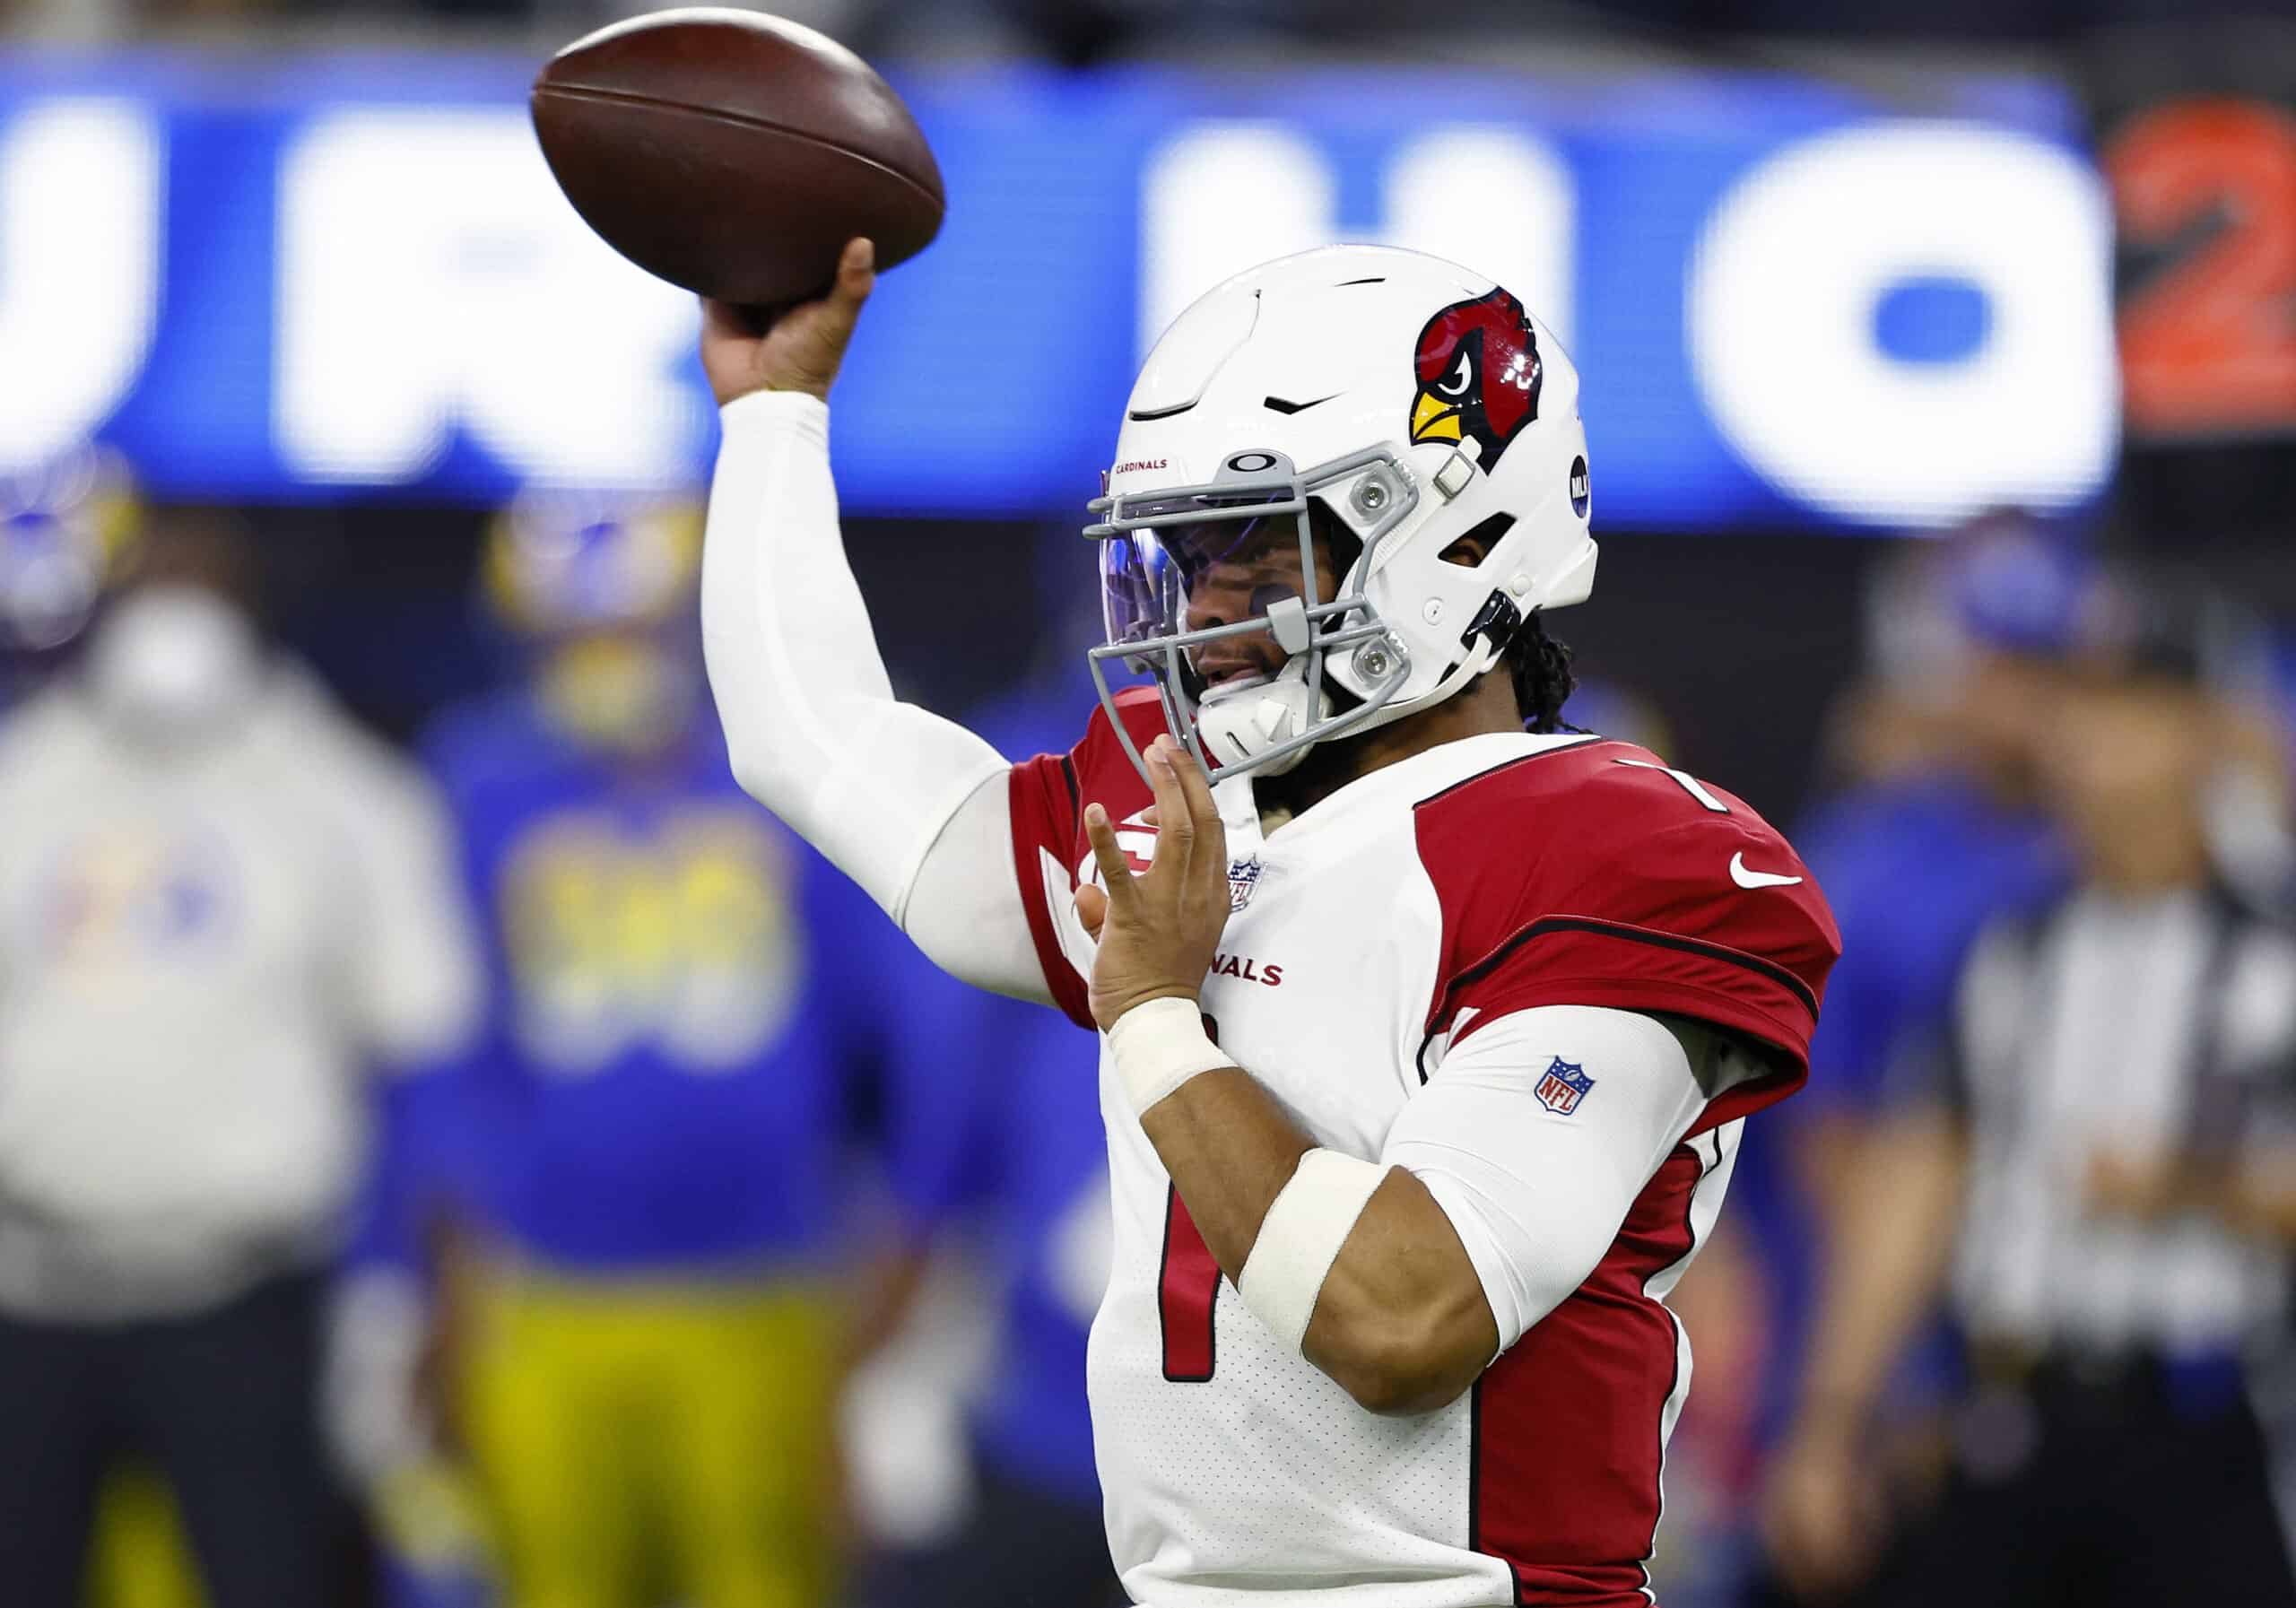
1195;661;1331;778
1182;592;1514;781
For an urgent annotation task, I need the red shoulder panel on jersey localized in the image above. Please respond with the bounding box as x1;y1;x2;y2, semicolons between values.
1415;741;1840;1133
1005;686;1165;1030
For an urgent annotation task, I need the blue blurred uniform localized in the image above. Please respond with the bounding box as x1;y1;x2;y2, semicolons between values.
865;673;1124;1608
951;990;1108;1502
421;689;910;1274
1797;775;2067;1115
383;688;961;1608
1737;524;2099;1463
1728;776;2064;1445
951;677;1113;1504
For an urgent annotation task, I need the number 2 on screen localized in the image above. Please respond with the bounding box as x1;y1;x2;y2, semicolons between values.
2109;98;2296;437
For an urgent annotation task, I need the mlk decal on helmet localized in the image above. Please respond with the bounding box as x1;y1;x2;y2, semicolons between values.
1408;287;1544;467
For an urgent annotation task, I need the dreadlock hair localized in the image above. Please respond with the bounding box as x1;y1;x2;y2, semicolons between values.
1311;495;1578;733
1505;612;1579;734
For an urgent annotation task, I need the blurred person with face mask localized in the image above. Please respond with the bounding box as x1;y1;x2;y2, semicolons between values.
1752;513;2087;1605
352;490;965;1608
0;498;483;1608
1763;568;2296;1607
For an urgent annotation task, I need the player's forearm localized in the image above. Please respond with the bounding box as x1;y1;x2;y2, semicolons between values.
1091;744;1495;1414
700;393;1024;961
1139;1066;1315;1277
2223;1154;2296;1241
1138;1061;1492;1416
1301;1169;1499;1414
2142;1150;2296;1242
1787;1108;1965;1436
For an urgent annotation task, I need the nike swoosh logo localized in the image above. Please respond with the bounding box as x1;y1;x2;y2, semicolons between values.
1263;393;1339;415
1730;852;1804;890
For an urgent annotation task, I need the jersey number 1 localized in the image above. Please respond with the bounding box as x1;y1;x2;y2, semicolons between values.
1159;1011;1223;1382
1615;758;1731;813
1158;1186;1221;1382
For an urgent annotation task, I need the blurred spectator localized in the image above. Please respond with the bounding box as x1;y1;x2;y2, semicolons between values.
352;489;962;1608
0;446;140;656
0;446;143;713
1752;513;2083;1604
0;508;482;1608
1767;569;2296;1607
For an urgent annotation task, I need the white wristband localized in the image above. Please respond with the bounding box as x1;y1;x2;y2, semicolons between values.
1105;996;1232;1115
1239;1149;1389;1354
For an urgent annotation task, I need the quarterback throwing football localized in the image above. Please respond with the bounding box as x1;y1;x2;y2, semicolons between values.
697;239;1839;1607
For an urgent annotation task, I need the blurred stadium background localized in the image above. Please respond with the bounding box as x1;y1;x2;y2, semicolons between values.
3;0;2295;1604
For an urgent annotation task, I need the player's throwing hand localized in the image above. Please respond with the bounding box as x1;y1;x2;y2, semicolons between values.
699;236;875;407
1076;734;1231;1032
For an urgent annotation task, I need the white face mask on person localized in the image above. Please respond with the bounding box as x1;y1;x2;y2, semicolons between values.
85;585;262;733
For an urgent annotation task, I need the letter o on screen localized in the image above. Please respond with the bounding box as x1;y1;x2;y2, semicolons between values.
1686;122;2118;527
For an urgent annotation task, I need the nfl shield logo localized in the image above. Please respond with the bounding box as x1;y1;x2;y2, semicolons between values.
1227;858;1264;911
1535;1056;1595;1116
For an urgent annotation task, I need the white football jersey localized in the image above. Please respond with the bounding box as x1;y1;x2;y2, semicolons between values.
1009;689;1837;1607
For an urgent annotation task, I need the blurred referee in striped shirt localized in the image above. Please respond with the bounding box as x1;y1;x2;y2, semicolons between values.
1771;568;2296;1606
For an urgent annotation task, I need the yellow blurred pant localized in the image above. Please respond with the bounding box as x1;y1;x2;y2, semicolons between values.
460;1267;841;1608
85;1466;204;1608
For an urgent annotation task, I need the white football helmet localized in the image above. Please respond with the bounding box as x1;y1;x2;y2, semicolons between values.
1086;244;1596;782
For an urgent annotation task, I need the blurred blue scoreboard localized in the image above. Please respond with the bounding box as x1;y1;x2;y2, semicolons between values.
0;52;2115;528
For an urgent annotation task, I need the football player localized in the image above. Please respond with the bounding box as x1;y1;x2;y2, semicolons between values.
696;239;1840;1606
359;490;963;1608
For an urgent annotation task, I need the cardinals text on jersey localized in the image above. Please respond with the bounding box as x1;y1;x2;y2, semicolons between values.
1007;688;1838;1608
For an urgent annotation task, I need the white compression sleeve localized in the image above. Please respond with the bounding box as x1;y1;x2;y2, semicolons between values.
700;391;1046;1000
1382;1005;1714;1352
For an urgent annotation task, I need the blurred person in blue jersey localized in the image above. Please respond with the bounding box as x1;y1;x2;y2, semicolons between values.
0;487;483;1608
1765;569;2296;1607
1751;513;2085;1605
355;486;957;1608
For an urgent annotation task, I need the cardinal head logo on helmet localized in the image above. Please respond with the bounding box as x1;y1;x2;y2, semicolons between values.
1407;287;1544;467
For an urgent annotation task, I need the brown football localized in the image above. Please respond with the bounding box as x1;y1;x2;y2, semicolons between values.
532;8;944;305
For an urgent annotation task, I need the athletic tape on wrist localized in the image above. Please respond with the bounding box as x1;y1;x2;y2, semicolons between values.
1106;996;1232;1114
1239;1149;1389;1354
